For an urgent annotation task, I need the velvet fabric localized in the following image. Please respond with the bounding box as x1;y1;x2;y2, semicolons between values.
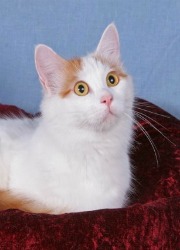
0;98;179;249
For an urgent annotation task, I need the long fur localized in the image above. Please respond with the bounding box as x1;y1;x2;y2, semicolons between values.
0;24;134;214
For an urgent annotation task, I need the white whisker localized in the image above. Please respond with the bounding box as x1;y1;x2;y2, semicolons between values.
135;111;168;131
135;106;170;118
134;103;155;108
124;112;159;167
135;112;176;146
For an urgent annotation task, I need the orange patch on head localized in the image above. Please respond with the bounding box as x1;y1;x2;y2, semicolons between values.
60;58;82;98
94;54;127;78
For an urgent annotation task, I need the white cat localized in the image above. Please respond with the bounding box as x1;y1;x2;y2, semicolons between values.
0;24;134;214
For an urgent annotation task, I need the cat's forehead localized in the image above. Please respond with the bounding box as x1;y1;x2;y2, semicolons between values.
79;56;110;84
78;55;126;89
60;56;111;97
60;55;126;97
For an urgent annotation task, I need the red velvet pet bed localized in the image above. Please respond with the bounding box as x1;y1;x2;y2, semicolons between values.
0;98;179;250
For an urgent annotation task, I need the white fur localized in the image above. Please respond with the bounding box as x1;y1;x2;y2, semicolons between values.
0;24;134;214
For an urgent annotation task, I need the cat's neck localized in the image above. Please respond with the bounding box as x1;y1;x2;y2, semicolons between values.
34;112;132;157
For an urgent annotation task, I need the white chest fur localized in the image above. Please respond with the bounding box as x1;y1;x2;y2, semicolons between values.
9;123;131;213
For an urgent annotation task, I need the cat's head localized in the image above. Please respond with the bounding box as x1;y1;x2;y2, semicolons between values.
35;24;134;132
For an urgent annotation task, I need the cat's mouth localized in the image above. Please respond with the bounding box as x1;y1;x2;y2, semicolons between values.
78;107;118;131
102;108;117;122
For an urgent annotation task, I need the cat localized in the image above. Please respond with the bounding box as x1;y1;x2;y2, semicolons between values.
0;23;134;214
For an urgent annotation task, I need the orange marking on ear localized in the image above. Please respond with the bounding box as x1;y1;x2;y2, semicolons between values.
60;58;82;98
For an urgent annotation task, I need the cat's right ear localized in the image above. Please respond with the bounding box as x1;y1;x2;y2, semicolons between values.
35;45;67;94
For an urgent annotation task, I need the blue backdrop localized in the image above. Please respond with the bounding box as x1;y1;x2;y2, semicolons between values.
0;0;179;118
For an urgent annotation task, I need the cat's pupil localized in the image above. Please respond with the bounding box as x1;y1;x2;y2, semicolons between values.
78;85;85;93
109;75;115;84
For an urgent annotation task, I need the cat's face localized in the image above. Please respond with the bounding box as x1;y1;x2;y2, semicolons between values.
35;24;134;132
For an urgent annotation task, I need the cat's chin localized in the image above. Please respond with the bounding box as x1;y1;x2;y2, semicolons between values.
100;111;119;130
102;109;116;122
84;111;119;132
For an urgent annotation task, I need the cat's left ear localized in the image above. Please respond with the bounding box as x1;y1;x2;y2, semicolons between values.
95;23;120;63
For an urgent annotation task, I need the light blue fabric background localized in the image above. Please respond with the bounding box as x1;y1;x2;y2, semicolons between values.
0;0;179;118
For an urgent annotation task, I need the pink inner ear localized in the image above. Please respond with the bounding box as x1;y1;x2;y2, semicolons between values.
96;23;120;62
35;44;67;93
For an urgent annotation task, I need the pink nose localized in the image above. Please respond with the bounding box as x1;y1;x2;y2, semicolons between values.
100;95;113;107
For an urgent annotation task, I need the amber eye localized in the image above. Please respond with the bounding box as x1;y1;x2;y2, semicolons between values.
106;72;119;87
74;81;89;96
